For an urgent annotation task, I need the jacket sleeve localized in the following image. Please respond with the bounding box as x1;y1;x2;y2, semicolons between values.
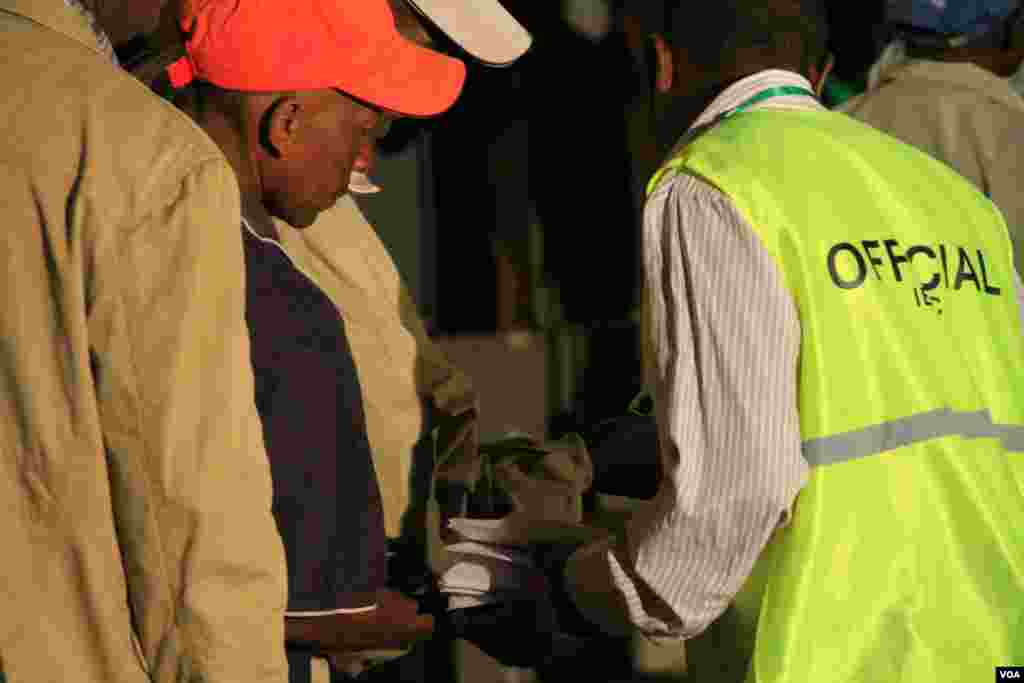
89;158;289;682
563;175;808;641
397;282;477;421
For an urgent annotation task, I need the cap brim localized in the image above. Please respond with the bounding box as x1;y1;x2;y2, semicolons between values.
336;36;467;118
403;0;532;66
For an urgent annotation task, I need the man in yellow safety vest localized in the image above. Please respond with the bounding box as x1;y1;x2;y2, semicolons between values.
539;1;1024;681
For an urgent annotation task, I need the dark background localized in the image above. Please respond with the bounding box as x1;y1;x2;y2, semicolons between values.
378;1;888;433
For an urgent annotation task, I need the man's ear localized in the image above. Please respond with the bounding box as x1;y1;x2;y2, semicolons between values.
260;96;303;160
651;34;675;93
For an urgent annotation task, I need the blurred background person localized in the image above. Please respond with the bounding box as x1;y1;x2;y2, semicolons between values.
0;1;291;682
427;0;644;436
844;0;1024;275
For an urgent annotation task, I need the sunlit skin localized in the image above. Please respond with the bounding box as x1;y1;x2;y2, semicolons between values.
147;0;438;230
254;90;382;229
184;0;441;234
178;87;380;236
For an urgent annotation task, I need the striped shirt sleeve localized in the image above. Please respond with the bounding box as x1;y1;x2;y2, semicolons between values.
565;174;808;640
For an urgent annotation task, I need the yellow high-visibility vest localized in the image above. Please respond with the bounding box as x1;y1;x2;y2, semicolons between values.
650;108;1024;682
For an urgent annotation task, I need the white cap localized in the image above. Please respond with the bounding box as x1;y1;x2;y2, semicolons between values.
404;0;533;66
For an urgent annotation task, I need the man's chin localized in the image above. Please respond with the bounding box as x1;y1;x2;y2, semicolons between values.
266;205;317;231
287;211;321;230
272;194;347;230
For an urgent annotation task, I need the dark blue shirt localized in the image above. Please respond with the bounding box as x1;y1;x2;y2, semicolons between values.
242;224;386;614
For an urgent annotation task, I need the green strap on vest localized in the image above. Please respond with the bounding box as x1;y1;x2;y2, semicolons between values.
646;86;816;198
724;86;816;116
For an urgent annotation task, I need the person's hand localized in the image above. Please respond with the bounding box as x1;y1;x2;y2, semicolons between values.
287;589;434;655
321;590;434;677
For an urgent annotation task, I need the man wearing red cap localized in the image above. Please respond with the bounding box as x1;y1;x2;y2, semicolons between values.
0;1;291;682
165;0;476;680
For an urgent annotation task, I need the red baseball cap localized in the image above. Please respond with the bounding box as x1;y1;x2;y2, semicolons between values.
166;0;467;118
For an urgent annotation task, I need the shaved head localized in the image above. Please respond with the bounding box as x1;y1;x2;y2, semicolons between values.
644;0;833;153
660;0;829;74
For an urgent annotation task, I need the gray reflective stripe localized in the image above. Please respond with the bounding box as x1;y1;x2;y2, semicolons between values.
802;408;1024;467
1004;425;1024;452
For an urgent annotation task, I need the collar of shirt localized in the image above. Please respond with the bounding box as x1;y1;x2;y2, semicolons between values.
691;69;822;129
667;69;825;159
877;58;1024;113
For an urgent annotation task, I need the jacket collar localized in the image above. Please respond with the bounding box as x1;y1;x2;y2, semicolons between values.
0;0;117;64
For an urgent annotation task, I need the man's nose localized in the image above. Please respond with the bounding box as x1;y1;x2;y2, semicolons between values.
353;138;377;174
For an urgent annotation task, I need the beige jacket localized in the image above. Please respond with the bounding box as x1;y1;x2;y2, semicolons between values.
0;2;288;681
274;198;477;540
844;59;1024;276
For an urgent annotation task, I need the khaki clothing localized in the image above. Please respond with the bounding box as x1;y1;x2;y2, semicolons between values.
844;60;1024;275
274;198;477;540
0;2;289;682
